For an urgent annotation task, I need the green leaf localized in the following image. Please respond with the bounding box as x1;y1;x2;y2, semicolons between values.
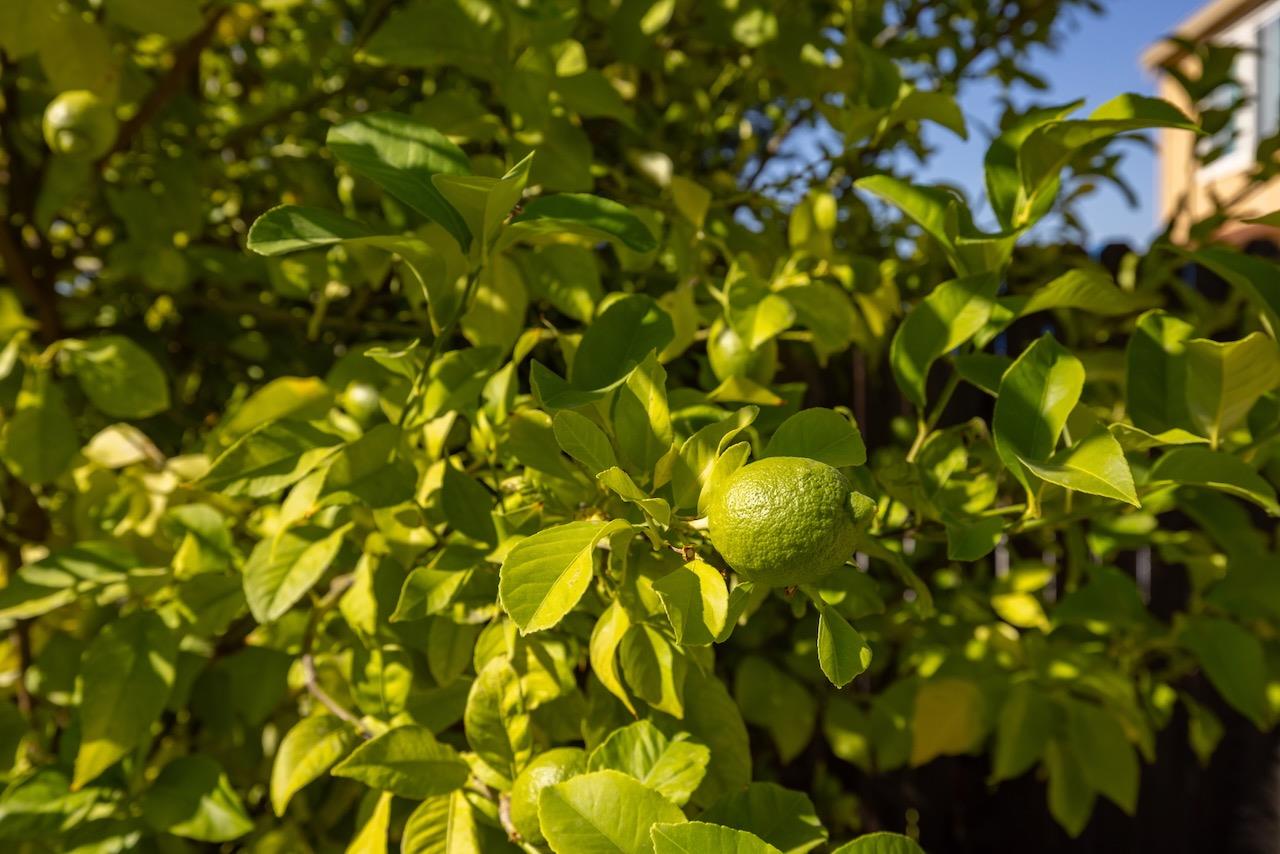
990;683;1052;783
538;769;686;854
142;755;252;843
499;519;632;633
889;275;998;408
503;194;658;253
433;153;533;254
1044;738;1095;837
0;375;78;484
670;177;712;227
464;657;532;782
270;715;357;816
763;407;867;467
945;516;1005;561
587;720;710;806
985;101;1082;230
816;605;872;688
221;376;334;437
1016;94;1198;226
652;822;782;854
104;0;203;39
669;406;758;512
74;612;177;788
1149;447;1280;515
854;176;1016;275
620;623;687;717
572;295;675;391
1126;310;1196;435
598;467;672;525
1008;269;1154;319
734;657;814;764
829;833;926;854
200;420;343;497
402;791;481;854
1064;699;1138;814
441;461;497;543
246;205;376;255
65;335;169;418
910;678;986;766
1018;427;1139;506
1184;332;1280;446
590;601;637;715
1180;616;1270;728
612;352;674;479
242;524;349;623
553;410;617;474
331;725;469;798
652;559;729;646
992;334;1084;505
348;791;393;854
326;112;472;249
699;782;828;854
854;176;958;270
1175;247;1280;333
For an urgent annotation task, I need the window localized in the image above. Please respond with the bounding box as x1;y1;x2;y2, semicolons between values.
1257;16;1280;140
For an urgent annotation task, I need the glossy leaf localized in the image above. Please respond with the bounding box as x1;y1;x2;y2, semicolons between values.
890;274;998;408
270;715;356;816
816;605;873;688
326;112;472;248
538;769;686;854
331;725;469;798
763;407;867;467
993;334;1084;504
588;720;710;806
652;559;729;646
499;519;633;633
1184;332;1280;446
66;336;169;419
141;756;253;843
74;612;177;788
652;822;782;854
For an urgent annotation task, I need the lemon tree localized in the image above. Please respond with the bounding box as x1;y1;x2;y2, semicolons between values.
0;1;1277;852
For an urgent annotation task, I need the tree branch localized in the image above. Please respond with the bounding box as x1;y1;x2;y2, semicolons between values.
99;8;229;166
0;220;60;341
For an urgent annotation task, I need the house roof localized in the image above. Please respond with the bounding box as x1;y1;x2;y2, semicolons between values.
1142;0;1273;68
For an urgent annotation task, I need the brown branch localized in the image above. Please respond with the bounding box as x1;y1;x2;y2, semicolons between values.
99;7;229;166
301;653;371;737
0;220;60;341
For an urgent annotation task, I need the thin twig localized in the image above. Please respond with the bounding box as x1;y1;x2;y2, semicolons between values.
301;653;370;736
99;7;229;166
0;220;59;341
398;270;482;427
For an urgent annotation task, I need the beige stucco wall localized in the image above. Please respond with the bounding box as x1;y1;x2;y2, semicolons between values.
1149;0;1280;241
1156;71;1280;238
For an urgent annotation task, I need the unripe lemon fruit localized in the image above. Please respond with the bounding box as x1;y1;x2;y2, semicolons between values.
707;319;778;384
708;456;865;587
510;747;586;844
42;91;118;160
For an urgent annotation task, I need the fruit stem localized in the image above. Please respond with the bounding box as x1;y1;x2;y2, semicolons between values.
686;516;710;531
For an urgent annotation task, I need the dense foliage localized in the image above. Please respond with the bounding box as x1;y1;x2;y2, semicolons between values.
1;1;1279;851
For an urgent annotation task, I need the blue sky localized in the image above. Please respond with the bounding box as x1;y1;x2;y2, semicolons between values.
915;0;1207;245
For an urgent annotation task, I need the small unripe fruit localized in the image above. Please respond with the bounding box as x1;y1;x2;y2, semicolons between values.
42;91;118;160
707;319;778;384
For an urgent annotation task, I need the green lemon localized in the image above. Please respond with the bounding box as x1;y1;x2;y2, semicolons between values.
509;747;587;844
707;319;778;384
708;456;864;587
42;91;118;160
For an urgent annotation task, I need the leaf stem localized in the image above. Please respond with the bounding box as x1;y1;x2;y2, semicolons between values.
399;269;483;427
906;369;960;462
